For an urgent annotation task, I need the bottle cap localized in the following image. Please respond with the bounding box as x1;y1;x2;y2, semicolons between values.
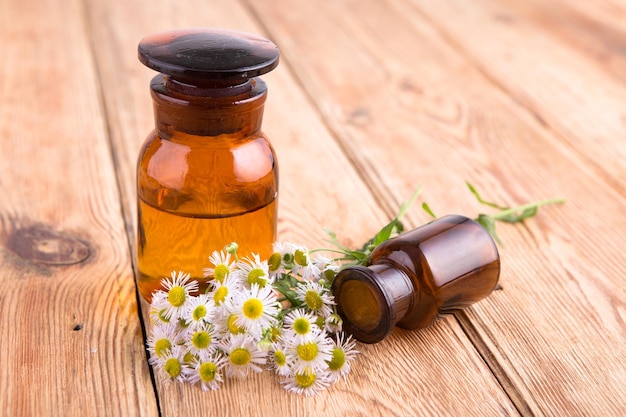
138;28;279;87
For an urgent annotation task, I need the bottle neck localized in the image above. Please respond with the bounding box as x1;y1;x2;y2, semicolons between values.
367;263;415;329
150;74;267;137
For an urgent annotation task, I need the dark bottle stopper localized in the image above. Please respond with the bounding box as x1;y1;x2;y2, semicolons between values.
138;28;280;90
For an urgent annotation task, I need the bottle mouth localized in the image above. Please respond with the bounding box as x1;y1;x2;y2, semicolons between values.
332;266;397;343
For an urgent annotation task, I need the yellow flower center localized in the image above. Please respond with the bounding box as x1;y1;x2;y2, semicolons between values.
297;342;318;361
199;362;217;382
192;305;207;321
227;314;245;334
214;264;229;282
269;326;282;342
168;286;186;307
242;298;263;320
295;369;316;388
247;268;267;287
230;348;251;366
327;347;345;371
157;309;170;323
154;338;171;358
293;317;311;335
268;252;282;271
305;290;323;310
183;351;196;364
274;350;286;367
213;286;228;306
191;331;211;350
323;268;337;280
164;358;182;378
294;249;308;267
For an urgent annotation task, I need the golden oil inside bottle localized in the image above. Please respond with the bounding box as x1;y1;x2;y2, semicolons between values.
136;197;276;302
338;280;383;331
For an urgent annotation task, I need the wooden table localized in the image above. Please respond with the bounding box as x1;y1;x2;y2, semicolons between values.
2;0;625;416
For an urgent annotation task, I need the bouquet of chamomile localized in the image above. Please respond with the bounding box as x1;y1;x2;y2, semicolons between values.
146;241;358;396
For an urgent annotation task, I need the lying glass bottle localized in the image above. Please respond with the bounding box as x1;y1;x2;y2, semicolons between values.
331;215;500;343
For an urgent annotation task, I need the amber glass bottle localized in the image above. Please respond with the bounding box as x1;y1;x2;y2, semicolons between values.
331;215;500;343
136;29;280;301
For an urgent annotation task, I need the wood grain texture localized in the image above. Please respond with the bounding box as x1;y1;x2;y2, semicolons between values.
84;0;520;415
410;0;626;194
0;0;157;416
248;0;626;415
2;0;625;416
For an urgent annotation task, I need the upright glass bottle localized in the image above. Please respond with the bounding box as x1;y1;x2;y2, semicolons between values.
331;215;500;343
136;29;280;301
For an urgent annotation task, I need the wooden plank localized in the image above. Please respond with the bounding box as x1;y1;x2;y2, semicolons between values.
537;0;626;74
409;0;626;194
246;0;626;415
84;0;520;415
0;0;157;416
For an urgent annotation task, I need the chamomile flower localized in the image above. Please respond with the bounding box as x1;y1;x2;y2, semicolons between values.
324;313;343;334
184;354;226;391
203;250;236;283
281;366;331;396
185;322;217;360
221;333;267;378
268;241;297;276
182;293;215;329
237;254;272;288
233;284;280;337
154;271;199;322
146;323;181;364
149;290;173;325
313;254;340;282
208;273;239;312
270;341;292;376
153;345;187;384
283;308;321;343
326;333;359;383
286;330;334;373
222;312;247;336
267;324;283;343
295;281;335;318
291;245;321;280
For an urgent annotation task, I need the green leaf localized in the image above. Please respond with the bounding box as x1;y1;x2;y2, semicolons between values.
397;187;422;219
476;213;501;244
421;202;437;218
372;219;400;246
371;187;421;245
498;206;538;223
273;281;300;306
467;181;509;211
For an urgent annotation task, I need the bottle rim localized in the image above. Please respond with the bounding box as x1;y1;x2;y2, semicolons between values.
332;265;397;344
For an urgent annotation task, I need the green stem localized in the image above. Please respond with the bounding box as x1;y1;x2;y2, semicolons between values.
309;248;349;255
491;197;566;221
